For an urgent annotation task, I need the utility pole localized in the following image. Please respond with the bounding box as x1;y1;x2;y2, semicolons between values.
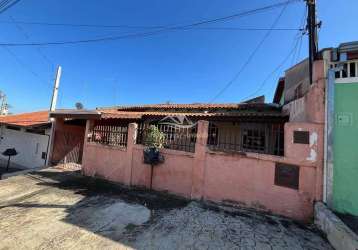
306;0;318;85
46;66;62;167
0;92;8;116
50;66;62;111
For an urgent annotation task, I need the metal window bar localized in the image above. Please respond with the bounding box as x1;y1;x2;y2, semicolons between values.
136;123;197;153
331;61;358;79
89;124;128;147
207;122;284;156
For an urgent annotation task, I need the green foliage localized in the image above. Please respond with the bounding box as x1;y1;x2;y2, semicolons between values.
145;125;165;149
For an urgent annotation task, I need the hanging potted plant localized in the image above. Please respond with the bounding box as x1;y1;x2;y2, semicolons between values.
143;125;165;165
143;125;165;189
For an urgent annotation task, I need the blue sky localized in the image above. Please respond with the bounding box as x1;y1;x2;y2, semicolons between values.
0;0;357;113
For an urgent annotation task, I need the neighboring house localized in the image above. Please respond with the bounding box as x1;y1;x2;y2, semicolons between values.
326;42;358;216
273;41;358;217
50;95;323;221
0;111;51;169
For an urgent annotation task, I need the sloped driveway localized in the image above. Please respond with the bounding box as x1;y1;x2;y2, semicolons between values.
0;168;332;250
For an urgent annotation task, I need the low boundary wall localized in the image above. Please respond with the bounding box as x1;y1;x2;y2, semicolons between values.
82;120;323;221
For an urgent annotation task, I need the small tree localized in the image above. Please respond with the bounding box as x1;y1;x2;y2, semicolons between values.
143;125;165;188
144;125;165;149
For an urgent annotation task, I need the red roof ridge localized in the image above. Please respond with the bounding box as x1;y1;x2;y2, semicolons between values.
0;110;50;127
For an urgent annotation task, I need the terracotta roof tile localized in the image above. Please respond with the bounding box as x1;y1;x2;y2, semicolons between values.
0;111;50;127
48;103;285;120
99;103;248;111
100;110;285;120
98;102;279;112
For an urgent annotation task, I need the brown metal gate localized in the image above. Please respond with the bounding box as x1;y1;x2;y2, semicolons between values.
51;124;85;166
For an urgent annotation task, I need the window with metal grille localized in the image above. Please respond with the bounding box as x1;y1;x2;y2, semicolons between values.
207;123;219;146
242;126;266;153
332;61;358;79
207;122;284;156
88;122;128;147
137;122;197;153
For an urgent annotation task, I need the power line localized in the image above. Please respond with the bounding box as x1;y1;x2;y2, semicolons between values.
0;0;20;15
0;0;12;11
240;33;304;102
294;6;307;63
9;15;55;70
208;1;291;103
295;33;304;62
1;46;52;89
0;0;300;47
290;7;306;65
239;6;307;102
0;19;303;31
0;0;10;10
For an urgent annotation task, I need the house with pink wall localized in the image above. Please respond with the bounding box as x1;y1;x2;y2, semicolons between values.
49;58;326;222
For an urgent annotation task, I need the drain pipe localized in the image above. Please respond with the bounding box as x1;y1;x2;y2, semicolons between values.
323;69;335;205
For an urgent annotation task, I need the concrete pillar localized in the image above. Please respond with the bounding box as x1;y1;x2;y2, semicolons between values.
46;119;56;166
81;119;94;174
47;118;64;166
191;120;209;199
125;123;138;186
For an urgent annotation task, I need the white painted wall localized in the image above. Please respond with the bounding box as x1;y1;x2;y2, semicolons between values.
0;125;51;169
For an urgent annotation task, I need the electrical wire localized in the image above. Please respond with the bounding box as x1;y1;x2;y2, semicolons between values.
239;6;307;102
240;33;304;102
0;0;11;11
0;19;303;31
208;1;291;103
0;0;20;15
295;33;303;63
1;46;52;89
9;15;55;70
0;14;55;92
294;6;307;64
0;0;300;47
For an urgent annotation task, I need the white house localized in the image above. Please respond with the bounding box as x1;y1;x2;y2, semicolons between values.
0;111;51;169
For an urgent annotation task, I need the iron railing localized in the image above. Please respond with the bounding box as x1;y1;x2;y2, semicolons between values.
331;60;358;79
136;123;197;153
207;122;284;156
89;124;128;147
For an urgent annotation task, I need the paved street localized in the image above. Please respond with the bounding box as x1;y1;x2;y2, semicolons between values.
0;168;332;250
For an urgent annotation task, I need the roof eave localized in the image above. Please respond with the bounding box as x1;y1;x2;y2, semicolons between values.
49;110;101;120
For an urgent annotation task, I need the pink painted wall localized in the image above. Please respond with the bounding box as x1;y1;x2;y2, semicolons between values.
81;118;323;221
203;152;316;221
82;143;129;183
131;146;195;197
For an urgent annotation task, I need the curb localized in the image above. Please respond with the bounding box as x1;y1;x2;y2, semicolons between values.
315;202;358;250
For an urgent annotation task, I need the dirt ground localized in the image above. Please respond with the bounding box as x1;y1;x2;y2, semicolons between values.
0;168;332;250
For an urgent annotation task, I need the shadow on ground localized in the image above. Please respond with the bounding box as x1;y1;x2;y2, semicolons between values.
0;169;333;249
27;169;189;245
